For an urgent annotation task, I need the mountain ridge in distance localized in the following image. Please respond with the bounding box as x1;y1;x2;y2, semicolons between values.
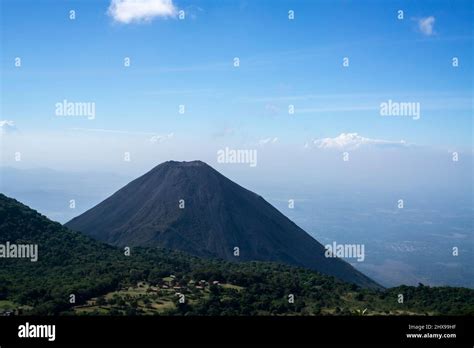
66;160;381;289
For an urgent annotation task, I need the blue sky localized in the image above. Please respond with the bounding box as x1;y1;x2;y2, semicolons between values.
0;0;473;175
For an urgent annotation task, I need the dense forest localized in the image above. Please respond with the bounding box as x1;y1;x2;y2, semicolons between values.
0;193;473;316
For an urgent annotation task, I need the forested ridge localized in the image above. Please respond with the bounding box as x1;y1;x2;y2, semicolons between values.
1;193;472;316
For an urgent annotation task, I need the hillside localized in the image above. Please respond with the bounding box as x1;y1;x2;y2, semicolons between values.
0;193;473;316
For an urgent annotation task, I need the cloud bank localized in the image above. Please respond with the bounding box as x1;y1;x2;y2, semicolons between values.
305;133;408;150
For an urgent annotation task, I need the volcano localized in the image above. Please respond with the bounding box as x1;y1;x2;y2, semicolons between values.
66;160;380;289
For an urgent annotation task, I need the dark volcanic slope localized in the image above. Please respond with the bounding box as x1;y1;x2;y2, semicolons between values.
66;160;380;289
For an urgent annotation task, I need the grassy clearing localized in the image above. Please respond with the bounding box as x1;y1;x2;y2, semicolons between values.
220;283;245;291
0;300;16;310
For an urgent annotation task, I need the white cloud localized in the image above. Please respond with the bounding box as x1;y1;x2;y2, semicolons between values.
150;132;174;143
418;16;435;36
258;137;278;146
108;0;177;24
305;133;407;150
0;120;18;135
